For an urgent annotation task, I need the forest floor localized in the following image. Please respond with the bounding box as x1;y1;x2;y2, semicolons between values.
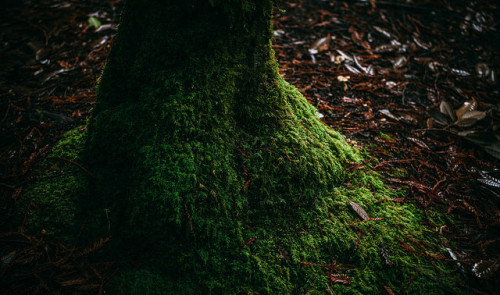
1;0;499;293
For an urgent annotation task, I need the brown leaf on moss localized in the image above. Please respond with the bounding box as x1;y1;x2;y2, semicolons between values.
349;200;370;221
330;273;351;285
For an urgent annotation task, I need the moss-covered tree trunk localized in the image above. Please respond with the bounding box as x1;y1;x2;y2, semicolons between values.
18;0;462;293
85;0;360;292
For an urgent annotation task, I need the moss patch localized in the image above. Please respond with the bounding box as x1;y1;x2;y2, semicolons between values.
379;132;394;141
15;127;90;245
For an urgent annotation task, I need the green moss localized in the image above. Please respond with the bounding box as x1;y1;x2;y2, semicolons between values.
390;167;409;179
379;132;394;141
16;128;89;244
106;268;175;295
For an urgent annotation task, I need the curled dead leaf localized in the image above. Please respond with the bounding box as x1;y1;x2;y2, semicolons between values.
373;25;395;39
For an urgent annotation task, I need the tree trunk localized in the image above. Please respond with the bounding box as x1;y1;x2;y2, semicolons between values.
85;0;359;291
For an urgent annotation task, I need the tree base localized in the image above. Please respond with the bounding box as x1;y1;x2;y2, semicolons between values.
17;83;463;294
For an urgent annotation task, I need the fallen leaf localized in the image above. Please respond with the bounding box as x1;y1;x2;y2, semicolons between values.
428;109;450;126
460;110;486;121
309;34;331;55
87;16;101;29
379;109;399;121
407;137;430;150
455;100;477;119
439;100;456;121
454;117;480;128
330;274;351;285
337;75;350;82
349;200;370;221
344;64;361;74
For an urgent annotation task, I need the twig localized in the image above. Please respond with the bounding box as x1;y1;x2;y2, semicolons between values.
183;202;194;234
48;157;95;179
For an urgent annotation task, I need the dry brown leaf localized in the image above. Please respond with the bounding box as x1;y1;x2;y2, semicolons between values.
455;100;477;119
349;200;370;221
454;117;479;128
426;118;434;129
379;109;399;121
407;137;430;150
309;34;331;54
330;273;351;285
439;100;456;121
428;109;450;126
460;110;486;121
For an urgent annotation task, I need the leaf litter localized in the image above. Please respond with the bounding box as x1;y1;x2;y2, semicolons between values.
0;0;122;293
